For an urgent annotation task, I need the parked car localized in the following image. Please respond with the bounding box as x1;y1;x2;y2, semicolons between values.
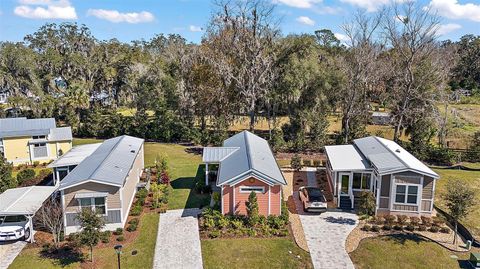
0;215;31;241
299;186;327;213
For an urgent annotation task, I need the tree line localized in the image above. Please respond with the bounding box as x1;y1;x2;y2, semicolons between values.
0;0;479;160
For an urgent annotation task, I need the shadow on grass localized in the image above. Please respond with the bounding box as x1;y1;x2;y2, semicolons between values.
170;164;210;209
40;246;83;267
385;233;427;245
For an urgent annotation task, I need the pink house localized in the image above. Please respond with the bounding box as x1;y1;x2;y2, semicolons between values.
203;131;286;216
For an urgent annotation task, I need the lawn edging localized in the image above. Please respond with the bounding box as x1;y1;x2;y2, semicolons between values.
435;206;480;247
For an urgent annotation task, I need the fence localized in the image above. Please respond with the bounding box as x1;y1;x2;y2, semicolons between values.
435;205;480;247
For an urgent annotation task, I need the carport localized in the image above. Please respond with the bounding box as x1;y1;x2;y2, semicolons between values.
0;186;57;243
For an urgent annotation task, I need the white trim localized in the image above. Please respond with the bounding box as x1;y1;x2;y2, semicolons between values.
227;172;276;187
268;186;271;215
59;179;122;190
238;186;265;194
61;190;67;235
389;174;394;210
351;172;373;192
119;186;124;224
392;182;421;206
430;177;436;212
221;187;224;215
122;174;140;227
77;196;108;216
232;184;236;214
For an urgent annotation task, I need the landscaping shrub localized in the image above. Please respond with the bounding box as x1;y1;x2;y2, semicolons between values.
127;223;138;232
113;228;123;236
303;159;312;166
246;192;259;226
358;191;376;216
16;168;36;184
382;224;392;231
130;204;142;216
370;225;380;232
160;171;170;185
116;235;125;242
128;218;139;226
432;217;445;227
384;215;396;225
136;189;148;204
267;215;286;229
313;160;322;167
100;231;111;243
405;224;415;231
393;225;403;231
440;227;450;234
417;225;427;231
429;226;439;233
410;216;421;225
217;216;230;229
246;228;257;237
397;215;408;225
33;161;40;167
421;216;432;226
375;216;385;225
230;219;243;229
290;154;303;171
209;230;221;238
362;224;371;232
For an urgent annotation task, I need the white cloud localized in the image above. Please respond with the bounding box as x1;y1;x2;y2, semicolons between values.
427;0;480;22
14;0;77;19
334;33;350;42
296;16;315;25
274;0;322;9
436;23;462;35
87;9;154;23
189;25;202;32
340;0;391;12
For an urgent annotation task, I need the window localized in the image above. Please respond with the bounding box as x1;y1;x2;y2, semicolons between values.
352;173;371;190
32;135;46;140
78;197;106;215
239;186;265;193
34;143;46;147
395;184;418;205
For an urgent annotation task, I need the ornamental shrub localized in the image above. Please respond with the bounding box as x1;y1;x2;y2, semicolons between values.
370;225;380;232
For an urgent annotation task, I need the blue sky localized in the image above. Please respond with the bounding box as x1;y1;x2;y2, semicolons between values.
0;0;479;44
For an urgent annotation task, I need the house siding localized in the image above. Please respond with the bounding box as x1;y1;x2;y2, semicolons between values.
121;145;144;219
63;182;121;213
65;209;122;226
3;136;31;164
422;176;434;200
380;175;390;197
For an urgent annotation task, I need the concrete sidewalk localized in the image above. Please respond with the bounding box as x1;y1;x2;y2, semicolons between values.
153;208;203;269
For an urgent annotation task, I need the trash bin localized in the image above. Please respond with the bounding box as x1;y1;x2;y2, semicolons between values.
466;240;472;250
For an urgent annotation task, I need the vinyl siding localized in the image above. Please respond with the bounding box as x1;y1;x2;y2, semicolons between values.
3;136;30;163
222;185;233;214
392;204;418;211
422;176;434;200
121;145;144;219
63;182;121;213
421;200;432;211
66;209;122;226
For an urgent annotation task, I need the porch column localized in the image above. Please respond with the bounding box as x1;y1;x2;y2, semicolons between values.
28;215;34;243
205;163;209;186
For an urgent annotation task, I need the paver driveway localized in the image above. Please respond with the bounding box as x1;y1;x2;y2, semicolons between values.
0;240;27;269
296;169;359;269
153;208;203;269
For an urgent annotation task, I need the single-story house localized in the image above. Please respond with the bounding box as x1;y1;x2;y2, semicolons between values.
57;135;144;234
203;131;286;216
0;117;72;165
325;136;439;216
370;112;391;125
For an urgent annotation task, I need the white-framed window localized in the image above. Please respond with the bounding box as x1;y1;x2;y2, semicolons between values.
32;135;46;140
239;186;265;194
394;184;419;205
78;197;107;215
352;173;371;190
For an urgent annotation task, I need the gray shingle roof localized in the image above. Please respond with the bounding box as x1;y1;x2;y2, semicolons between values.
59;135;144;189
353;136;439;178
215;131;286;186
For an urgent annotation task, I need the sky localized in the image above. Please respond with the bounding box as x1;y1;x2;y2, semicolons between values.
0;0;479;44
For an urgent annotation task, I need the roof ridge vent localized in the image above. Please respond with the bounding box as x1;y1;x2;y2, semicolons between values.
395;149;401;153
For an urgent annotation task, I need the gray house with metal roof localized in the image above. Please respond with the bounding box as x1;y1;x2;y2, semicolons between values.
203;131;286;216
0;117;72;165
56;135;144;234
325;136;439;216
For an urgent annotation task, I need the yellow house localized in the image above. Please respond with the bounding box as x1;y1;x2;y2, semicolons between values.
0;117;72;165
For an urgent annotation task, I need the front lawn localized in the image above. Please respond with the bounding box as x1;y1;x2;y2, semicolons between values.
10;212;159;269
350;234;463;269
201;238;312;269
433;168;480;239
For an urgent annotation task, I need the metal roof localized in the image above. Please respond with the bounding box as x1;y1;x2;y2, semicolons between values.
0;117;72;141
59;135;144;190
353;136;439;178
48;143;102;168
0;186;57;215
324;145;371;171
214;131;286;186
202;147;238;163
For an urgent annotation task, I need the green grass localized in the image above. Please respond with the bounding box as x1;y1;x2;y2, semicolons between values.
11;167;51;178
433;168;480;238
350;234;463;269
10;212;159;269
72;138;103;146
201;238;313;269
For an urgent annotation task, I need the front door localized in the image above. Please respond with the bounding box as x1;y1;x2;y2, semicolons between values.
339;173;351;196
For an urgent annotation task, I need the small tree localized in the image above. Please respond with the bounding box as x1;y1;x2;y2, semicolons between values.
290;154;303;171
467;131;480;162
155;153;169;174
37;197;64;249
77;208;105;262
442;179;476;244
160;170;170;185
0;157;15;193
245;191;259;226
358;191;376;216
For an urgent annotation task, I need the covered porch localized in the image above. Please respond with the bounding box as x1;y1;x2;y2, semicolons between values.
202;146;238;188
